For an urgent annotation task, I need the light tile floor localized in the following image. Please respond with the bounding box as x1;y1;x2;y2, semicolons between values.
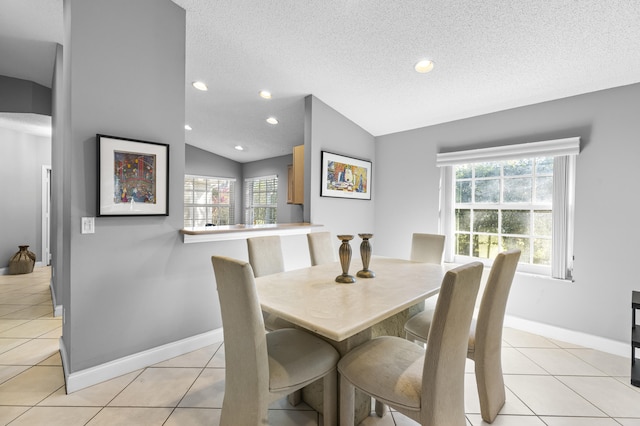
1;267;639;425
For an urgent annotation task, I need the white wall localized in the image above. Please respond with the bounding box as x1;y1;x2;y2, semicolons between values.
0;127;50;267
375;83;640;347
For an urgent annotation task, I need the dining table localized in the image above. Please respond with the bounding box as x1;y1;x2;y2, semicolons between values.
255;255;451;425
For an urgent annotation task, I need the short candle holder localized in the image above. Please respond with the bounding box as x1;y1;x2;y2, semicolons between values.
335;235;356;284
356;234;375;278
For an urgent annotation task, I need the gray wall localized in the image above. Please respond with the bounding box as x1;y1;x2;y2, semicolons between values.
51;43;65;310
0;75;52;115
0;127;50;267
242;154;303;224
307;96;376;237
375;82;640;345
60;0;221;373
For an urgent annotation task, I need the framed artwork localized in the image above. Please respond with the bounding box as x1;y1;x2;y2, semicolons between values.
97;134;169;216
320;151;372;200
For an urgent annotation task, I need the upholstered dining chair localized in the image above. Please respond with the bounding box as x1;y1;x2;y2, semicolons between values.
404;249;521;423
338;261;483;426
369;232;448;417
307;231;336;266
246;236;294;333
211;256;340;426
247;235;285;278
410;233;446;264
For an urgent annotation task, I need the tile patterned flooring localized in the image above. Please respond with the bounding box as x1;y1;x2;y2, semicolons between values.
1;267;639;425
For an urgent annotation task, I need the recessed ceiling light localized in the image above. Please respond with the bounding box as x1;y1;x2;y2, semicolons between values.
192;81;208;91
184;124;192;131
414;59;435;74
266;117;279;125
259;90;272;99
235;145;244;151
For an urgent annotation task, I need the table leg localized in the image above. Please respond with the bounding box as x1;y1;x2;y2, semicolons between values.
301;304;424;425
301;328;371;425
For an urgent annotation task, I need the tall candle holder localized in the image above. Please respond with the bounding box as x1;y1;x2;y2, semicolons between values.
357;234;375;278
335;235;356;283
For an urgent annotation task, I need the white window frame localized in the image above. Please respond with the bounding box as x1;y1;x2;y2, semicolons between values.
437;137;580;280
244;174;278;225
184;174;236;227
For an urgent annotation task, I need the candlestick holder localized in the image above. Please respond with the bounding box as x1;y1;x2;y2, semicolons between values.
357;234;375;278
335;235;356;283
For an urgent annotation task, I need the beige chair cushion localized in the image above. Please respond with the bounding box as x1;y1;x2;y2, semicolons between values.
268;328;340;392
338;336;424;411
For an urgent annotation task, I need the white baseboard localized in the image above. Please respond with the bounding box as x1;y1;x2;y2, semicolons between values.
505;315;628;358
62;328;224;394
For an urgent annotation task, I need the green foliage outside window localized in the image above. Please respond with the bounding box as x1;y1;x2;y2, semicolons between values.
453;157;552;265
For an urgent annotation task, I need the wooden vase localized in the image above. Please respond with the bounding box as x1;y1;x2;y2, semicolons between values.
9;245;36;275
335;235;356;283
357;234;375;278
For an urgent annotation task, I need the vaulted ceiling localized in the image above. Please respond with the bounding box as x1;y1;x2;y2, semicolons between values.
2;1;640;162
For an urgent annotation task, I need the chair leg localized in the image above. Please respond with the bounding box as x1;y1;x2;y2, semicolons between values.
322;369;337;426
374;399;387;417
475;357;506;423
339;374;356;426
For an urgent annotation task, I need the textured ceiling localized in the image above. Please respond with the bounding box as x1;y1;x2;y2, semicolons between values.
2;1;640;162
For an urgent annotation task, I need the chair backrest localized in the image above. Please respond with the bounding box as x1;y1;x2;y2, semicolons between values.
421;261;483;425
474;249;521;359
307;232;336;266
410;233;445;264
211;256;270;410
247;235;285;277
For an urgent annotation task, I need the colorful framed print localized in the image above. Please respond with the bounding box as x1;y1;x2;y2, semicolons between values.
97;134;169;216
321;151;372;200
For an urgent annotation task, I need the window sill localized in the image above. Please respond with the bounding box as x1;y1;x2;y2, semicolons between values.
515;270;574;284
180;223;323;243
444;262;574;284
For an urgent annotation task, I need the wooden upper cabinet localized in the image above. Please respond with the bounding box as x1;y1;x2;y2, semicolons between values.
288;145;304;204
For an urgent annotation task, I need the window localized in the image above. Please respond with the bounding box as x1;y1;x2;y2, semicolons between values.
437;138;580;279
244;175;278;225
184;175;235;227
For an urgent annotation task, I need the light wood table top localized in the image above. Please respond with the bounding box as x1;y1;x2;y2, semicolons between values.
255;256;447;342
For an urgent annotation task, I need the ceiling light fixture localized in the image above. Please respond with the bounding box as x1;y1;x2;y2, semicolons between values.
414;59;435;74
192;81;208;91
266;117;279;125
235;145;244;151
184;124;192;131
259;90;272;99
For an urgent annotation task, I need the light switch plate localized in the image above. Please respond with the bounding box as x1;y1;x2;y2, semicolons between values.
81;217;95;234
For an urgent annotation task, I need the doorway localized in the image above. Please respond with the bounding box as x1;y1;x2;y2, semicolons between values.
41;165;51;266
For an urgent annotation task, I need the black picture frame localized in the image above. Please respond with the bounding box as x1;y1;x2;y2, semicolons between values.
320;151;372;200
97;134;169;216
